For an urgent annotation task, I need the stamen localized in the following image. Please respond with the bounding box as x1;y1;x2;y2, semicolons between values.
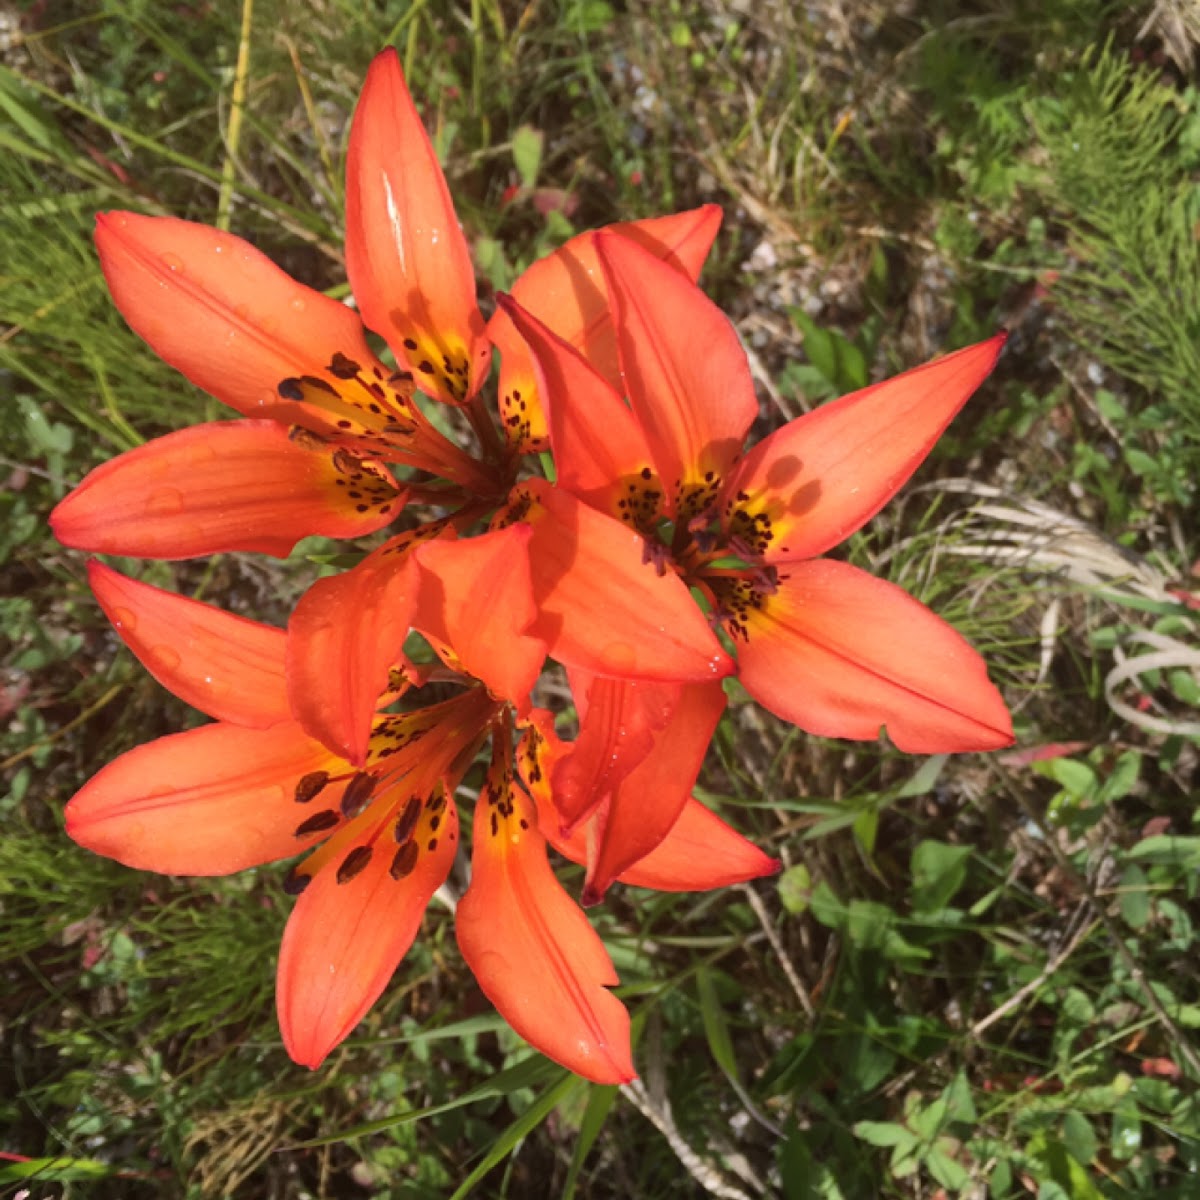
336;845;373;884
294;809;340;837
294;770;330;805
389;841;419;880
393;796;422;844
282;866;311;896
340;771;377;819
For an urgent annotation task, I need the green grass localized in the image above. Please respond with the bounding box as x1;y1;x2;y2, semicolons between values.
3;1;1198;1197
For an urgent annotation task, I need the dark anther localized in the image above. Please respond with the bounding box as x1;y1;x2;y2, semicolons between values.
299;374;339;396
340;771;377;819
278;377;305;401
393;797;422;845
294;809;340;837
336;845;373;885
329;352;362;379
282;867;311;896
389;840;419;880
294;770;330;805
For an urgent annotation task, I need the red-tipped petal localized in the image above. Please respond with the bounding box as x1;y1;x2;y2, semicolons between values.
95;212;374;418
494;294;660;523
489;205;722;452
287;534;427;764
87;561;290;728
722;334;1007;562
51;421;402;560
551;673;681;834
736;558;1013;752
277;791;458;1068
580;679;726;902
595;231;757;520
618;798;779;891
345;48;488;405
514;478;731;682
413;526;545;710
65;721;342;874
458;770;634;1084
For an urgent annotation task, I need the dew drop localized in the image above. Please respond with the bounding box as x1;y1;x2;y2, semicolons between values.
291;295;307;312
160;252;184;273
110;605;137;632
146;488;184;516
601;641;636;674
149;644;182;671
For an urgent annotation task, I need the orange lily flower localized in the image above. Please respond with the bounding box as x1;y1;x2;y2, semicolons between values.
496;234;1014;898
68;542;776;1081
51;47;724;560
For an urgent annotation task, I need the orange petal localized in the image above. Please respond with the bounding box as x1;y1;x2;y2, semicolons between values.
65;720;343;874
51;420;402;559
579;679;727;903
457;754;634;1084
87;560;290;728
513;478;732;682
413;525;545;710
493;294;661;526
345;48;488;405
617;798;780;892
595;231;757;521
489;205;722;453
277;788;458;1068
95;212;375;418
736;558;1014;752
287;531;432;764
721;334;1007;562
551;673;681;834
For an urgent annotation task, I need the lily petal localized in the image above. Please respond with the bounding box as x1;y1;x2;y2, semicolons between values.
596;231;758;520
489;205;722;452
494;294;660;526
65;720;343;874
345;48;488;405
512;478;732;682
736;558;1013;752
617;798;780;892
94;212;375;418
458;757;634;1084
287;527;446;763
51;421;402;560
277;789;458;1068
413;525;545;711
721;334;1007;562
579;679;727;903
551;672;681;835
87;561;290;728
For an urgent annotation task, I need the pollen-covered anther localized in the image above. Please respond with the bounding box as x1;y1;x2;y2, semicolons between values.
336;844;373;884
727;502;776;559
393;796;422;844
282;866;311;896
294;809;340;837
340;771;377;819
294;770;330;805
389;840;419;879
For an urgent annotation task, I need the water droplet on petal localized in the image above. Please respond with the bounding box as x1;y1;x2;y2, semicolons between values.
149;644;181;671
110;606;137;632
160;253;184;273
146;488;184;516
291;296;306;312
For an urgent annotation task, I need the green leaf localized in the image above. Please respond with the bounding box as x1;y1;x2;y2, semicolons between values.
1117;863;1151;929
511;124;544;189
1096;751;1140;804
778;863;812;915
696;966;740;1082
910;840;971;913
561;1084;620;1200
0;1157;114;1184
852;1120;918;1150
1061;1111;1098;1166
1110;1098;1142;1161
1126;835;1200;868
